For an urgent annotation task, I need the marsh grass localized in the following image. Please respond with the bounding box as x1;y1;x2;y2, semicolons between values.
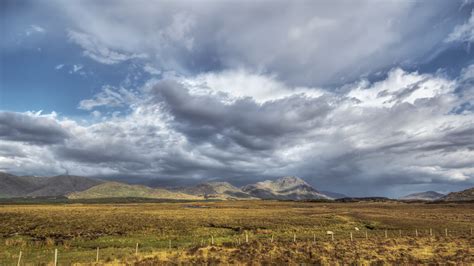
0;201;472;264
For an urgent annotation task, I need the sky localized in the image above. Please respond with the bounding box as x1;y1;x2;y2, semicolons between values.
0;0;474;197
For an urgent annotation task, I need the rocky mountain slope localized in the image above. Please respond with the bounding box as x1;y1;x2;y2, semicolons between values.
440;187;474;202
0;172;102;198
68;182;201;200
242;176;331;200
400;191;445;201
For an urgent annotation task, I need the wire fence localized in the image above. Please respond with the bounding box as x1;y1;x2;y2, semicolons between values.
2;227;473;265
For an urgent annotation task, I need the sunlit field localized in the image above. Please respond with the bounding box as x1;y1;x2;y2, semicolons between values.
0;201;472;264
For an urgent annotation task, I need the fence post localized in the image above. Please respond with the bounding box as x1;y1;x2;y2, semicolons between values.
415;229;418;237
54;249;58;266
445;228;448;237
17;251;22;266
245;232;249;243
271;234;274;243
313;233;316;243
293;233;296;243
331;233;334;241
211;235;214;245
96;247;99;262
350;232;353;241
385;230;387;238
365;231;368;240
135;243;139;256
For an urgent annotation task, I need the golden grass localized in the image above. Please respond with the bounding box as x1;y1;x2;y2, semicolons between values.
0;201;472;264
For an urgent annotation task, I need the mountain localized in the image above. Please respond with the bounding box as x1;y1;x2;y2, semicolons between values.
400;191;445;201
242;176;331;200
0;172;102;198
440;187;474;202
68;182;201;200
320;190;347;199
178;181;255;200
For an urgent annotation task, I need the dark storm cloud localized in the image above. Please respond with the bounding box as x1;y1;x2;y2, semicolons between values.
153;80;334;150
0;111;69;145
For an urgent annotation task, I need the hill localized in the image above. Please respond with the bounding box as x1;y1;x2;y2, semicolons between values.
68;182;201;200
400;191;444;201
242;176;331;200
178;182;255;200
0;172;102;198
440;187;474;202
320;190;347;199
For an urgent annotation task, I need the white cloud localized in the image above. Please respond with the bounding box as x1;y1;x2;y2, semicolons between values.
68;30;147;64
78;85;139;110
446;10;474;43
25;24;46;36
181;69;324;104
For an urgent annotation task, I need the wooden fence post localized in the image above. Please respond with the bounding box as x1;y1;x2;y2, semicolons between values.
415;229;418;237
96;247;99;262
313;233;316;243
135;243;139;255
211;235;214;245
350;232;353;241
17;251;22;266
293;233;296;243
445;228;448;237
54;249;58;266
245;232;249;243
271;234;274;243
365;231;368;240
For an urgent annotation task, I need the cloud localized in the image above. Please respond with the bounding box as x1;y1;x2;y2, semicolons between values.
78;85;138;110
25;24;45;36
446;9;474;43
53;0;465;86
0;67;473;196
67;30;147;64
0;111;69;145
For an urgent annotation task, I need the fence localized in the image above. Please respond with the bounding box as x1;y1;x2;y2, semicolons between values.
4;227;473;264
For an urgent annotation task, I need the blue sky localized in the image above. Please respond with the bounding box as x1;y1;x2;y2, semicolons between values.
1;0;474;197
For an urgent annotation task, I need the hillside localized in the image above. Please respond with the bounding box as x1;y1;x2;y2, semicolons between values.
68;182;201;200
179;182;255;200
242;176;331;200
440;187;474;202
0;172;101;198
400;191;444;201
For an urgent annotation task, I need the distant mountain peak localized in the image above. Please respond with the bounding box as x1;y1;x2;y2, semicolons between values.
400;191;444;201
242;176;331;200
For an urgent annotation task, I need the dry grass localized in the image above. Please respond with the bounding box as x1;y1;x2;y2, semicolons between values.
0;201;472;264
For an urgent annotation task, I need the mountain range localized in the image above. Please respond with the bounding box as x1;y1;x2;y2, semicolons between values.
1;172;473;202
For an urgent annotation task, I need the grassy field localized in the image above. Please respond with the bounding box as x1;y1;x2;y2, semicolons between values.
0;201;472;264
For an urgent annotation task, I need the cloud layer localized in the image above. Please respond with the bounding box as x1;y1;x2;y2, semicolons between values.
1;67;473;196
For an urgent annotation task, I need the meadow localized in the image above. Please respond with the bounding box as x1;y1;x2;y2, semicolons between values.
0;201;472;265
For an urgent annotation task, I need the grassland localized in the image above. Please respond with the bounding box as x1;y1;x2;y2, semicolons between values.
0;201;472;264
